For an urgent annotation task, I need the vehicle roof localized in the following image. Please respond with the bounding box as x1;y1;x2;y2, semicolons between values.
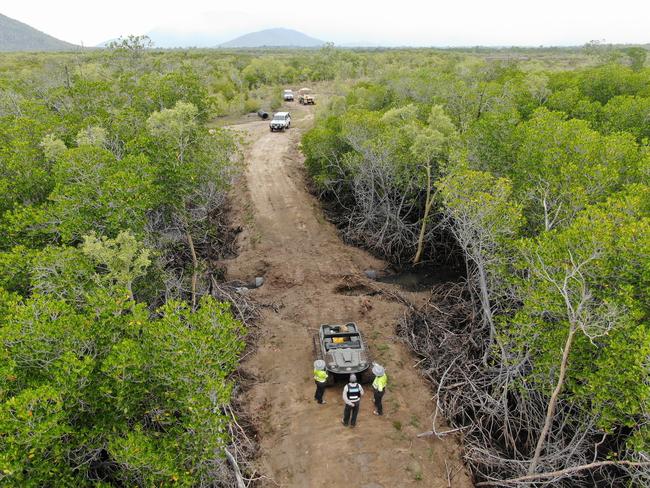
273;112;290;116
283;89;293;92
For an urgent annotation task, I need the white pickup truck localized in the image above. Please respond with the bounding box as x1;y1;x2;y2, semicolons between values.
283;89;294;101
270;112;291;132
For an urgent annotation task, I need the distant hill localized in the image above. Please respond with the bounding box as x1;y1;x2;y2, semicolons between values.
0;13;78;52
220;28;325;48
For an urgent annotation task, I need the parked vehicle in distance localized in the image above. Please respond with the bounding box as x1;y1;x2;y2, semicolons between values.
313;322;373;384
298;87;315;105
270;112;291;131
283;89;294;101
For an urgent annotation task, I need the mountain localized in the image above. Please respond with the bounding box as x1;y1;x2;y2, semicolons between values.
0;13;78;52
219;28;325;48
138;11;273;48
142;30;226;48
96;10;327;49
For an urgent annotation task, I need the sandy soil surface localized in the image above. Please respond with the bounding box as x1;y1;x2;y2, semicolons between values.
225;102;473;488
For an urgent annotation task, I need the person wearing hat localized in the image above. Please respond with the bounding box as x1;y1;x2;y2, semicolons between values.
372;364;388;416
341;373;364;427
313;360;328;404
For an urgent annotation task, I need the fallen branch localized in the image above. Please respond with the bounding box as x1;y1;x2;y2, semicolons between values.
417;425;467;438
224;448;246;488
475;460;650;486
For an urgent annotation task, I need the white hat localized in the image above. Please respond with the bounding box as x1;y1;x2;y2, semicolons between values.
372;364;385;376
314;360;326;370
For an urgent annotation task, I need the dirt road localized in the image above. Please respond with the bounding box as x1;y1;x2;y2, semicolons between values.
226;103;472;488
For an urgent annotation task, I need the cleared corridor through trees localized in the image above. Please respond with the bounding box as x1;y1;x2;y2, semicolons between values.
226;102;472;488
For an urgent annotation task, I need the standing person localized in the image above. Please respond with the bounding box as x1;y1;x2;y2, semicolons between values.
313;360;328;404
372;364;388;416
342;373;364;427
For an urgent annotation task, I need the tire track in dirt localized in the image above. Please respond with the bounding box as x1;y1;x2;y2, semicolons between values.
226;104;473;488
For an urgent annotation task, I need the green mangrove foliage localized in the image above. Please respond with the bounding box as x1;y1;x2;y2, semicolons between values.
303;56;649;485
0;48;249;486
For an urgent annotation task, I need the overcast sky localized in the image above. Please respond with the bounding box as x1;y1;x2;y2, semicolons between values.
4;0;649;47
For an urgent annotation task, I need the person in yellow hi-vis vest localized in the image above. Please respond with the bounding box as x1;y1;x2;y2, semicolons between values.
372;363;388;416
313;360;328;404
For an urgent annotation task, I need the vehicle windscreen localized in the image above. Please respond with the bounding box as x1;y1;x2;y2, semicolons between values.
324;332;361;350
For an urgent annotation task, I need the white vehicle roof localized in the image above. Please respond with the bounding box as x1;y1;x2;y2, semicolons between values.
283;89;293;92
274;112;290;117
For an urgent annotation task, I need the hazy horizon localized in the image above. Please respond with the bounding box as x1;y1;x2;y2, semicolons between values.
4;0;650;48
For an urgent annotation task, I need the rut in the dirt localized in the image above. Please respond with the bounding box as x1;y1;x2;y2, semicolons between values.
226;104;473;488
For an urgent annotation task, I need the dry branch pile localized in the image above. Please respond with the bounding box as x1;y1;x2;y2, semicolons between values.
308;151;454;266
399;283;648;487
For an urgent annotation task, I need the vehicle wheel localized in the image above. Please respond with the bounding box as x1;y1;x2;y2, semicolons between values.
359;368;374;385
313;333;323;360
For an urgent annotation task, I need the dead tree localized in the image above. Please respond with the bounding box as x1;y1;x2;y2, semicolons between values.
413;161;437;264
347;154;421;260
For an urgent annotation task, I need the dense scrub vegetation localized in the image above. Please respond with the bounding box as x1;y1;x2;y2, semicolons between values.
0;42;258;486
304;51;650;485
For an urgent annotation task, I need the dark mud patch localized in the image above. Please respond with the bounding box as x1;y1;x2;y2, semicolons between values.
372;264;463;292
334;282;380;297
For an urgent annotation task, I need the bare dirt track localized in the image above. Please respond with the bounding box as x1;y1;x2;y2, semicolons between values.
226;102;473;488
